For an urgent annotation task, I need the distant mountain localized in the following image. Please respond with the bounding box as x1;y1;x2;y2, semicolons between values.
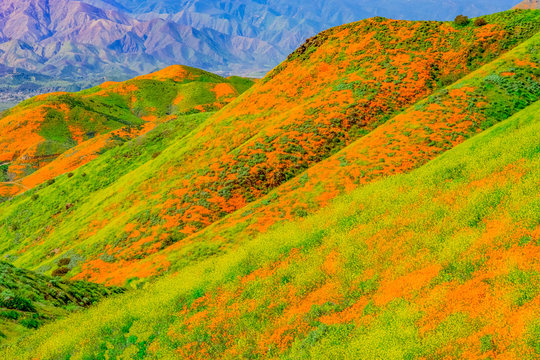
0;0;282;77
85;0;522;52
513;0;540;9
0;0;521;107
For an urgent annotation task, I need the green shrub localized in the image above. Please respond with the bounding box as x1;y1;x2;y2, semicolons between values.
454;15;470;26
20;318;40;329
52;266;70;277
474;18;487;27
0;294;36;312
47;178;55;186
0;310;20;320
31;194;39;201
57;258;71;266
67;172;74;178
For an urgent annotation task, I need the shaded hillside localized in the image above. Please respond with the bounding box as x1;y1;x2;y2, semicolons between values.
3;96;538;359
0;10;537;286
0;65;254;197
0;261;123;342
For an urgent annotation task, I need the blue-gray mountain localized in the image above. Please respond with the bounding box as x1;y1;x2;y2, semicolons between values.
0;0;521;108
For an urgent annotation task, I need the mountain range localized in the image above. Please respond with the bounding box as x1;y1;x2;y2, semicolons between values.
0;0;522;108
0;8;538;357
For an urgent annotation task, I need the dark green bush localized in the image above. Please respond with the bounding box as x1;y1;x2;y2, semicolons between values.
31;194;39;201
0;295;36;312
52;266;70;277
67;172;74;178
47;178;55;186
57;258;71;266
454;15;470;26
0;310;20;320
19;318;40;329
474;18;487;27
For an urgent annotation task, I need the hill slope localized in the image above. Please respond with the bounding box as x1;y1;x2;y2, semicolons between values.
2;96;538;359
0;65;253;197
0;10;537;286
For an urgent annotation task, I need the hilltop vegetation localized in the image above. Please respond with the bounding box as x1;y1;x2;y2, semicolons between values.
0;8;538;358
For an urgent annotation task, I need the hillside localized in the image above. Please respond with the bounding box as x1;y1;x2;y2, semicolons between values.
0;9;538;357
3;94;538;359
0;65;254;198
0;10;537;287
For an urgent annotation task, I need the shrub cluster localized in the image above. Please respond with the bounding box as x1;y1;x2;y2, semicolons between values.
57;258;71;266
454;15;470;26
474;18;487;27
52;266;70;277
0;293;36;312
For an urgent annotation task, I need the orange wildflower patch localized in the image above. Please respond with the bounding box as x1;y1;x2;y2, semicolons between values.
135;65;190;82
373;264;441;306
212;83;236;99
72;254;170;286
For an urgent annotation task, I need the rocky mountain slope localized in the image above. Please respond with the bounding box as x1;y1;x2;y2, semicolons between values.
0;0;282;77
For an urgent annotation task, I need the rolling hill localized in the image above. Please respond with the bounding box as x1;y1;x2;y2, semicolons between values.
0;8;538;359
0;65;254;197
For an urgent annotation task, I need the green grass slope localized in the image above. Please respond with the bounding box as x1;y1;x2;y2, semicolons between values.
0;262;123;343
0;10;537;286
2;98;538;359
